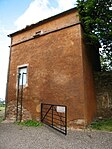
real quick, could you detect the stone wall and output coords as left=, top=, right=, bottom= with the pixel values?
left=6, top=100, right=32, bottom=121
left=94, top=71, right=112, bottom=119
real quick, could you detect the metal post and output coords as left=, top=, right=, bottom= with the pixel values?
left=65, top=106, right=67, bottom=135
left=41, top=103, right=43, bottom=122
left=16, top=73, right=21, bottom=121
left=52, top=105, right=53, bottom=127
left=20, top=73, right=24, bottom=122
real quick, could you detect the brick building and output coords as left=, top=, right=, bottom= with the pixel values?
left=6, top=8, right=100, bottom=128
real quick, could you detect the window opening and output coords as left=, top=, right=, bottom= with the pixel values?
left=18, top=66, right=27, bottom=86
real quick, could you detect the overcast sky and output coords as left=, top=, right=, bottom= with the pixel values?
left=0, top=0, right=77, bottom=99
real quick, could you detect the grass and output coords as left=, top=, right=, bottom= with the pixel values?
left=0, top=106, right=5, bottom=110
left=90, top=119, right=112, bottom=131
left=16, top=120, right=43, bottom=127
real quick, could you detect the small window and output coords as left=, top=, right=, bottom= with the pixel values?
left=18, top=66, right=27, bottom=86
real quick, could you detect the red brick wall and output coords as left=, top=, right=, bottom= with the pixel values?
left=6, top=9, right=96, bottom=127
left=81, top=28, right=97, bottom=124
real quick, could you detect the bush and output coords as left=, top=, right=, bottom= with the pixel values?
left=90, top=119, right=112, bottom=131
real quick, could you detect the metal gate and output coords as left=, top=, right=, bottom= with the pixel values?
left=41, top=103, right=67, bottom=135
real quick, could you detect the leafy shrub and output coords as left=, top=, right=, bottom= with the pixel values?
left=90, top=119, right=112, bottom=131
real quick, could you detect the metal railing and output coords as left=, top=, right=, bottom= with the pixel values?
left=41, top=103, right=67, bottom=135
left=16, top=72, right=26, bottom=122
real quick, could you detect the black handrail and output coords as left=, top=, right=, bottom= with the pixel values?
left=16, top=73, right=21, bottom=121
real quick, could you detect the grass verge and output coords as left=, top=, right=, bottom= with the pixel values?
left=0, top=106, right=5, bottom=111
left=16, top=120, right=43, bottom=127
left=90, top=119, right=112, bottom=131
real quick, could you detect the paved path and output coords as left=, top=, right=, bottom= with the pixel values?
left=0, top=123, right=112, bottom=149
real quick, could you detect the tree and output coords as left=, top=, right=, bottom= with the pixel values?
left=77, top=0, right=112, bottom=71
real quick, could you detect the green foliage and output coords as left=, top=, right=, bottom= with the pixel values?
left=77, top=0, right=112, bottom=71
left=100, top=54, right=112, bottom=71
left=17, top=120, right=43, bottom=127
left=0, top=104, right=5, bottom=107
left=90, top=119, right=112, bottom=131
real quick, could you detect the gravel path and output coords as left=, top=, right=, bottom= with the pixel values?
left=0, top=123, right=112, bottom=149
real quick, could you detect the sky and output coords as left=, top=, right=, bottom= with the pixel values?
left=0, top=0, right=77, bottom=99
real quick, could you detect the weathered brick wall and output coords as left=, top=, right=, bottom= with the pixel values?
left=82, top=47, right=96, bottom=124
left=94, top=72, right=112, bottom=119
left=6, top=9, right=97, bottom=127
left=6, top=100, right=32, bottom=121
left=7, top=24, right=85, bottom=125
left=81, top=31, right=97, bottom=124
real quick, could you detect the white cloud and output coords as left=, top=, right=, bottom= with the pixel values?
left=15, top=0, right=77, bottom=29
left=58, top=0, right=76, bottom=10
left=0, top=26, right=13, bottom=99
